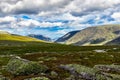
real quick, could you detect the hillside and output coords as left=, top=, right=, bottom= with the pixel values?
left=28, top=34, right=51, bottom=41
left=56, top=24, right=120, bottom=46
left=55, top=30, right=80, bottom=43
left=106, top=36, right=120, bottom=45
left=0, top=31, right=44, bottom=42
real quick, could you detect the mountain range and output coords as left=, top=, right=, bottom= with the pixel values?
left=56, top=24, right=120, bottom=46
left=1, top=24, right=120, bottom=46
left=28, top=34, right=51, bottom=41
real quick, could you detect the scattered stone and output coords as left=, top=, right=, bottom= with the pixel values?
left=113, top=48, right=117, bottom=50
left=38, top=57, right=57, bottom=61
left=84, top=57, right=89, bottom=60
left=110, top=55, right=114, bottom=58
left=94, top=50, right=106, bottom=53
left=24, top=77, right=50, bottom=80
left=50, top=71, right=58, bottom=78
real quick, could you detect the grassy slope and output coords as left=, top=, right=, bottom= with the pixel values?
left=0, top=33, right=45, bottom=42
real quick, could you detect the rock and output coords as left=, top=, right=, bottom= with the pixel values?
left=59, top=64, right=97, bottom=80
left=94, top=49, right=106, bottom=53
left=0, top=75, right=10, bottom=80
left=59, top=64, right=120, bottom=80
left=24, top=77, right=50, bottom=80
left=65, top=75, right=76, bottom=80
left=6, top=57, right=49, bottom=76
left=50, top=71, right=58, bottom=78
left=94, top=64, right=120, bottom=73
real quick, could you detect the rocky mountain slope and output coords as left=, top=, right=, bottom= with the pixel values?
left=55, top=30, right=80, bottom=43
left=28, top=34, right=51, bottom=41
left=56, top=24, right=120, bottom=46
left=106, top=36, right=120, bottom=45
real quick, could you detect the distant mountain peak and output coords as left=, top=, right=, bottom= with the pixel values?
left=28, top=34, right=51, bottom=41
left=55, top=30, right=80, bottom=43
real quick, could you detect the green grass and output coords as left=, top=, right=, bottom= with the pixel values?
left=0, top=40, right=120, bottom=54
left=0, top=40, right=120, bottom=80
left=0, top=34, right=44, bottom=42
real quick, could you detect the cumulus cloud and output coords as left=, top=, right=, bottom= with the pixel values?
left=0, top=16, right=16, bottom=23
left=17, top=19, right=64, bottom=28
left=0, top=0, right=73, bottom=15
left=111, top=12, right=120, bottom=21
left=0, top=0, right=120, bottom=39
left=0, top=0, right=120, bottom=16
left=64, top=0, right=120, bottom=16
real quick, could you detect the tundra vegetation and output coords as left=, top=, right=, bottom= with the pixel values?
left=0, top=40, right=120, bottom=80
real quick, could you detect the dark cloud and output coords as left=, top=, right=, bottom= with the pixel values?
left=0, top=0, right=73, bottom=15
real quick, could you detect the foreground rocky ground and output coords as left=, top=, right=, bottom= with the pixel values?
left=0, top=41, right=120, bottom=80
left=0, top=56, right=120, bottom=80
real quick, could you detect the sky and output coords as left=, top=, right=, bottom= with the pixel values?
left=0, top=0, right=120, bottom=39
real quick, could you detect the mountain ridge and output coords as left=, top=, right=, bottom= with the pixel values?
left=106, top=36, right=120, bottom=45
left=55, top=30, right=80, bottom=43
left=56, top=24, right=120, bottom=46
left=28, top=34, right=51, bottom=41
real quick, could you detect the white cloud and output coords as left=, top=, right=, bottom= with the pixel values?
left=18, top=19, right=40, bottom=27
left=18, top=19, right=64, bottom=27
left=46, top=13, right=80, bottom=21
left=0, top=16, right=16, bottom=23
left=0, top=0, right=120, bottom=16
left=39, top=22, right=63, bottom=27
left=64, top=0, right=120, bottom=16
left=111, top=12, right=120, bottom=21
left=0, top=0, right=73, bottom=15
left=0, top=0, right=120, bottom=39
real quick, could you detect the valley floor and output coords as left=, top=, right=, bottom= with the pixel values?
left=0, top=40, right=120, bottom=80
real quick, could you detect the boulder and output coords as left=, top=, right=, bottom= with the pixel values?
left=49, top=71, right=58, bottom=78
left=94, top=64, right=120, bottom=73
left=59, top=64, right=120, bottom=80
left=6, top=57, right=48, bottom=76
left=59, top=64, right=98, bottom=80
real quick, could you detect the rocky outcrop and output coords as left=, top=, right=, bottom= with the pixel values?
left=56, top=30, right=80, bottom=43
left=6, top=57, right=49, bottom=76
left=94, top=65, right=120, bottom=73
left=59, top=64, right=120, bottom=80
left=106, top=36, right=120, bottom=45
